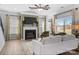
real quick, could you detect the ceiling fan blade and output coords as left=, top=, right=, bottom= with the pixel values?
left=29, top=7, right=38, bottom=9
left=43, top=8, right=48, bottom=10
left=44, top=5, right=49, bottom=7
left=42, top=7, right=50, bottom=10
left=34, top=4, right=40, bottom=7
left=42, top=5, right=50, bottom=10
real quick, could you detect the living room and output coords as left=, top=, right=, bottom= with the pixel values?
left=0, top=4, right=79, bottom=55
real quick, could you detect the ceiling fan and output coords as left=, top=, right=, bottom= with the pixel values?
left=29, top=4, right=50, bottom=10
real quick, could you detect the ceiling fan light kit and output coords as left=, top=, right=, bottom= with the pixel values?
left=29, top=4, right=50, bottom=11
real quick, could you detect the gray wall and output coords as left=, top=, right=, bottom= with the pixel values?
left=0, top=26, right=5, bottom=51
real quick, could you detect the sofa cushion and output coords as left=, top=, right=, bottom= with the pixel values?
left=63, top=35, right=75, bottom=41
left=46, top=36, right=62, bottom=44
left=39, top=35, right=75, bottom=44
left=40, top=36, right=62, bottom=44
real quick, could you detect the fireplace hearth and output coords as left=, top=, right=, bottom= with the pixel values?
left=25, top=30, right=36, bottom=40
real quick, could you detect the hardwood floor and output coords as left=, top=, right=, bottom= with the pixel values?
left=0, top=40, right=33, bottom=55
left=0, top=39, right=79, bottom=55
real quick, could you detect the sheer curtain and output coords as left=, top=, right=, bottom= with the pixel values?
left=9, top=16, right=19, bottom=39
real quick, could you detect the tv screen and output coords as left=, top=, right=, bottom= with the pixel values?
left=23, top=17, right=37, bottom=24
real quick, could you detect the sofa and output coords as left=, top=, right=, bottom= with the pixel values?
left=32, top=35, right=79, bottom=55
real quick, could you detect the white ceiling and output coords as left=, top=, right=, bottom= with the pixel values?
left=0, top=4, right=79, bottom=16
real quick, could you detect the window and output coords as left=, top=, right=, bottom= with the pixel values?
left=55, top=16, right=72, bottom=34
left=9, top=16, right=19, bottom=34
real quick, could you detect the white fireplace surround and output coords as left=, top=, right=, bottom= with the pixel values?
left=23, top=25, right=38, bottom=40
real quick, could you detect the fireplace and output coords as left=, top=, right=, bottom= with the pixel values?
left=23, top=25, right=37, bottom=40
left=25, top=30, right=36, bottom=40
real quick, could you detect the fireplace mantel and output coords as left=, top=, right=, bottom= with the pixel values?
left=23, top=25, right=38, bottom=40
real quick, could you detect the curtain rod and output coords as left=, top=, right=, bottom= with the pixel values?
left=55, top=10, right=72, bottom=16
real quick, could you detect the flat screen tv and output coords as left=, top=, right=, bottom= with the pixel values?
left=23, top=17, right=37, bottom=24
